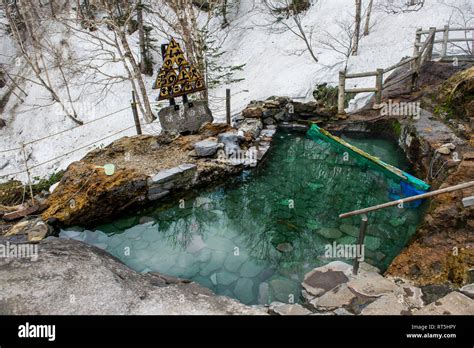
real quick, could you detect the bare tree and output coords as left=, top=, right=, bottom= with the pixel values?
left=262, top=0, right=319, bottom=63
left=3, top=0, right=83, bottom=125
left=363, top=0, right=373, bottom=36
left=351, top=0, right=362, bottom=55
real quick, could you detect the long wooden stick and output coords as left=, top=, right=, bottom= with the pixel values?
left=339, top=181, right=474, bottom=219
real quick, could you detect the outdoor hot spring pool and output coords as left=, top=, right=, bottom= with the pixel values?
left=60, top=129, right=425, bottom=305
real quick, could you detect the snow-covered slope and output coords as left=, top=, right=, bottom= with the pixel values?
left=0, top=0, right=472, bottom=182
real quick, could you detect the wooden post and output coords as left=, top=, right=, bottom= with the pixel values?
left=352, top=214, right=368, bottom=276
left=426, top=27, right=436, bottom=61
left=131, top=91, right=142, bottom=135
left=375, top=68, right=383, bottom=105
left=338, top=70, right=346, bottom=115
left=441, top=25, right=449, bottom=59
left=21, top=144, right=35, bottom=206
left=413, top=27, right=422, bottom=57
left=226, top=88, right=231, bottom=126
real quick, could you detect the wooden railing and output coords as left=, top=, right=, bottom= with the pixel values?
left=338, top=26, right=474, bottom=114
left=339, top=180, right=474, bottom=275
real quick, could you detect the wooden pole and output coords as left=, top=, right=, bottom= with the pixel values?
left=338, top=70, right=346, bottom=115
left=226, top=88, right=231, bottom=126
left=441, top=25, right=449, bottom=58
left=426, top=27, right=436, bottom=61
left=375, top=68, right=383, bottom=104
left=21, top=144, right=35, bottom=206
left=339, top=181, right=474, bottom=219
left=352, top=214, right=368, bottom=276
left=131, top=91, right=142, bottom=135
left=413, top=28, right=422, bottom=57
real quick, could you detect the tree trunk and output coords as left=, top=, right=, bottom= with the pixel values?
left=363, top=0, right=373, bottom=36
left=352, top=0, right=362, bottom=56
left=118, top=31, right=155, bottom=123
left=221, top=0, right=229, bottom=28
left=137, top=0, right=148, bottom=74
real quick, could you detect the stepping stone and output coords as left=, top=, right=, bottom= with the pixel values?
left=309, top=283, right=356, bottom=311
left=347, top=271, right=402, bottom=298
left=361, top=293, right=410, bottom=315
left=194, top=139, right=221, bottom=157
left=302, top=261, right=352, bottom=297
left=271, top=303, right=312, bottom=315
left=414, top=292, right=474, bottom=315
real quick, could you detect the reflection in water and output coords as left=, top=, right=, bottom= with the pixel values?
left=60, top=129, right=424, bottom=305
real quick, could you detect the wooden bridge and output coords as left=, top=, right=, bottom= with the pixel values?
left=338, top=26, right=474, bottom=114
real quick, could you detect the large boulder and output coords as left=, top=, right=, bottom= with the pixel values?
left=0, top=237, right=266, bottom=315
left=42, top=162, right=148, bottom=226
left=158, top=101, right=213, bottom=134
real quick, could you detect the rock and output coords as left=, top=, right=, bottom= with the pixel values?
left=139, top=216, right=155, bottom=225
left=240, top=260, right=265, bottom=278
left=5, top=219, right=32, bottom=237
left=3, top=205, right=40, bottom=222
left=361, top=293, right=410, bottom=315
left=460, top=284, right=474, bottom=299
left=27, top=221, right=49, bottom=242
left=309, top=283, right=356, bottom=311
left=42, top=162, right=148, bottom=226
left=414, top=292, right=474, bottom=315
left=258, top=282, right=269, bottom=305
left=217, top=132, right=242, bottom=155
left=148, top=164, right=197, bottom=186
left=420, top=284, right=454, bottom=305
left=242, top=106, right=263, bottom=119
left=359, top=262, right=381, bottom=274
left=364, top=236, right=381, bottom=251
left=276, top=242, right=293, bottom=253
left=193, top=139, right=221, bottom=157
left=233, top=278, right=255, bottom=304
left=339, top=224, right=360, bottom=237
left=224, top=253, right=246, bottom=273
left=333, top=308, right=354, bottom=315
left=263, top=117, right=276, bottom=125
left=317, top=227, right=342, bottom=240
left=268, top=277, right=300, bottom=303
left=0, top=238, right=266, bottom=315
left=0, top=118, right=5, bottom=128
left=158, top=101, right=213, bottom=134
left=214, top=272, right=239, bottom=286
left=347, top=271, right=401, bottom=298
left=436, top=146, right=451, bottom=155
left=271, top=303, right=312, bottom=315
left=237, top=118, right=263, bottom=140
left=302, top=267, right=349, bottom=298
left=274, top=110, right=288, bottom=122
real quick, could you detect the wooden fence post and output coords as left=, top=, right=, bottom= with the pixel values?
left=441, top=25, right=449, bottom=59
left=338, top=70, right=346, bottom=114
left=375, top=68, right=383, bottom=105
left=413, top=27, right=422, bottom=57
left=226, top=88, right=231, bottom=126
left=131, top=91, right=142, bottom=135
left=426, top=27, right=436, bottom=61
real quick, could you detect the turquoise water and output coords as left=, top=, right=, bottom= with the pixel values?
left=60, top=129, right=424, bottom=305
